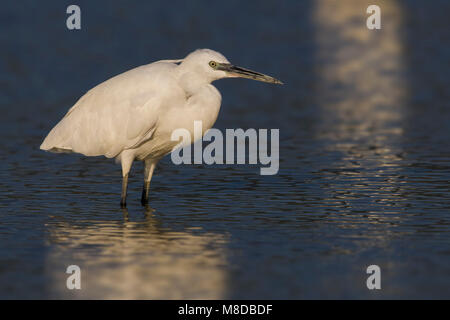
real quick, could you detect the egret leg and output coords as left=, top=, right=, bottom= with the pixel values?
left=141, top=160, right=156, bottom=206
left=120, top=173, right=129, bottom=208
left=119, top=151, right=134, bottom=208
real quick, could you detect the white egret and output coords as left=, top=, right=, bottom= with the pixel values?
left=40, top=49, right=282, bottom=207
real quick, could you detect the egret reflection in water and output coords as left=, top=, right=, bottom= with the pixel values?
left=45, top=207, right=230, bottom=299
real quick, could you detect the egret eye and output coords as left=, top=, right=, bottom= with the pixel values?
left=209, top=61, right=217, bottom=69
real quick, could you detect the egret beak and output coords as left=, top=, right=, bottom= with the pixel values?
left=218, top=63, right=283, bottom=85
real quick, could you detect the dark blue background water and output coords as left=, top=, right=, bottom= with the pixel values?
left=0, top=0, right=449, bottom=298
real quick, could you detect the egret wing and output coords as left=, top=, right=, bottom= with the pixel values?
left=40, top=62, right=181, bottom=158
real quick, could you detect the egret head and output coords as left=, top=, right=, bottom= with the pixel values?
left=180, top=49, right=283, bottom=85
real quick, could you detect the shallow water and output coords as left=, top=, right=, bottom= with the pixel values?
left=1, top=0, right=449, bottom=298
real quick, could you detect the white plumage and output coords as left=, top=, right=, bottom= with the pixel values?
left=41, top=49, right=282, bottom=207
